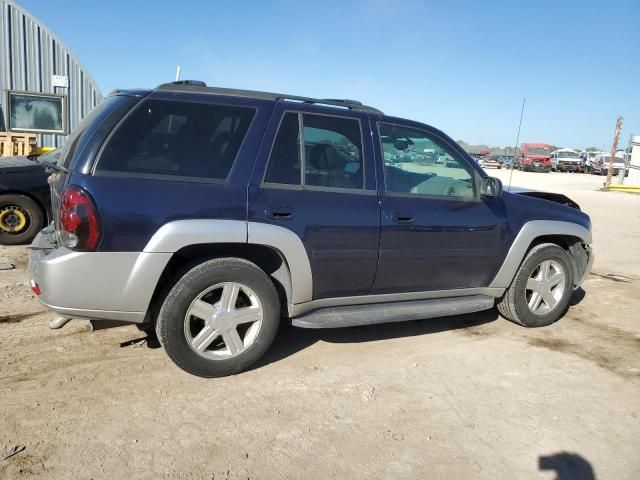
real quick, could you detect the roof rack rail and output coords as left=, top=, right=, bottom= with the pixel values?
left=155, top=82, right=383, bottom=114
left=171, top=80, right=207, bottom=87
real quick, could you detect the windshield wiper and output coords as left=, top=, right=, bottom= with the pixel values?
left=26, top=154, right=68, bottom=173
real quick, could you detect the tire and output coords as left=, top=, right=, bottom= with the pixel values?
left=156, top=257, right=280, bottom=377
left=496, top=243, right=574, bottom=328
left=0, top=194, right=44, bottom=245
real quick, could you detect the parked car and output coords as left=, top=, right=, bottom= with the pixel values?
left=500, top=155, right=516, bottom=169
left=517, top=143, right=551, bottom=172
left=28, top=81, right=593, bottom=377
left=591, top=153, right=629, bottom=176
left=0, top=149, right=58, bottom=245
left=478, top=155, right=502, bottom=169
left=551, top=149, right=582, bottom=172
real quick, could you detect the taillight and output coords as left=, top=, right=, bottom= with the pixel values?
left=59, top=186, right=101, bottom=250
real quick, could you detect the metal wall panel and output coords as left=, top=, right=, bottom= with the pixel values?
left=0, top=0, right=103, bottom=148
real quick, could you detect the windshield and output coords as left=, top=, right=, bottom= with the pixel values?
left=527, top=147, right=549, bottom=156
left=558, top=151, right=579, bottom=158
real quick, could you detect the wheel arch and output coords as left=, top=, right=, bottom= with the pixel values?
left=489, top=220, right=592, bottom=289
left=144, top=242, right=294, bottom=323
left=140, top=219, right=313, bottom=323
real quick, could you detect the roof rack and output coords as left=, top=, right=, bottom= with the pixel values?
left=156, top=81, right=383, bottom=114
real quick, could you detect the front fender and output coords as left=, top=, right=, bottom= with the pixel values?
left=489, top=220, right=592, bottom=289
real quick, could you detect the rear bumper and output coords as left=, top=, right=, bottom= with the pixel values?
left=28, top=228, right=171, bottom=323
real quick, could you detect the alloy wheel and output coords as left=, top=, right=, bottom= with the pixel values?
left=525, top=259, right=566, bottom=315
left=184, top=282, right=263, bottom=359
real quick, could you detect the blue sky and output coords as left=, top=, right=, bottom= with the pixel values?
left=18, top=0, right=640, bottom=148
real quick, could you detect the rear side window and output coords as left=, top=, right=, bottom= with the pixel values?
left=264, top=112, right=364, bottom=190
left=96, top=99, right=254, bottom=180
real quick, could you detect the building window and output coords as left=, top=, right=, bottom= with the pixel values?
left=5, top=91, right=67, bottom=134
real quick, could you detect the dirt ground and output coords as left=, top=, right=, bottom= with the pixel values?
left=1, top=170, right=639, bottom=480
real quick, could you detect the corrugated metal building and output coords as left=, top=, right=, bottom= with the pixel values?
left=0, top=0, right=102, bottom=147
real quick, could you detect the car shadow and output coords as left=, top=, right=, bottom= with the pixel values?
left=253, top=308, right=499, bottom=370
left=539, top=452, right=596, bottom=480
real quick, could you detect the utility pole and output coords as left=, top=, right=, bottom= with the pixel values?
left=606, top=116, right=623, bottom=186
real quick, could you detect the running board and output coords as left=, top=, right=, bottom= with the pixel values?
left=291, top=295, right=495, bottom=329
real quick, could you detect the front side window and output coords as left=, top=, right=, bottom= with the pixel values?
left=264, top=112, right=364, bottom=190
left=379, top=123, right=475, bottom=199
left=97, top=99, right=255, bottom=180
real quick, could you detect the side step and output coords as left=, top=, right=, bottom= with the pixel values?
left=291, top=295, right=495, bottom=329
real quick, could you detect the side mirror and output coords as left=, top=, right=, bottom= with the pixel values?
left=393, top=139, right=409, bottom=151
left=481, top=176, right=503, bottom=198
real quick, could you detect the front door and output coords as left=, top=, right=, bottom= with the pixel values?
left=249, top=105, right=380, bottom=300
left=370, top=120, right=507, bottom=294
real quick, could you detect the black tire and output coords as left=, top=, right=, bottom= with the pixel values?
left=496, top=243, right=574, bottom=328
left=0, top=194, right=44, bottom=245
left=156, top=257, right=280, bottom=377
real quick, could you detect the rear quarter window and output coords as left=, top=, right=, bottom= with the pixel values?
left=58, top=95, right=133, bottom=169
left=95, top=99, right=255, bottom=181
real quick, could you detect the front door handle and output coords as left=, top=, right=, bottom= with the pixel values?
left=266, top=206, right=293, bottom=220
left=392, top=213, right=415, bottom=224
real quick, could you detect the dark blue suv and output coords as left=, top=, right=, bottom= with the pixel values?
left=28, top=81, right=593, bottom=377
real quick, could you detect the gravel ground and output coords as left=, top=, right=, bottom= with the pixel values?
left=1, top=170, right=639, bottom=480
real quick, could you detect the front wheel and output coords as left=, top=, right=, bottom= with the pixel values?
left=496, top=243, right=574, bottom=327
left=156, top=257, right=280, bottom=377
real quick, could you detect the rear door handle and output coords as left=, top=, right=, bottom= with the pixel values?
left=265, top=206, right=293, bottom=220
left=392, top=213, right=415, bottom=224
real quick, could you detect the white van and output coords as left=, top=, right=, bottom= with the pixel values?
left=551, top=148, right=582, bottom=172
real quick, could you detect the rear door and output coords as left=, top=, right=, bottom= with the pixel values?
left=370, top=119, right=507, bottom=294
left=249, top=103, right=380, bottom=300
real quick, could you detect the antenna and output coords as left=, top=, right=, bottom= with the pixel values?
left=175, top=65, right=181, bottom=82
left=507, top=98, right=526, bottom=192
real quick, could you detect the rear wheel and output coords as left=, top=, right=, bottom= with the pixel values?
left=497, top=243, right=574, bottom=327
left=156, top=257, right=280, bottom=377
left=0, top=194, right=44, bottom=245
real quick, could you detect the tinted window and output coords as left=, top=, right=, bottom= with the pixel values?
left=97, top=99, right=254, bottom=180
left=264, top=113, right=301, bottom=185
left=303, top=114, right=363, bottom=189
left=263, top=112, right=364, bottom=190
left=59, top=96, right=125, bottom=168
left=379, top=123, right=475, bottom=199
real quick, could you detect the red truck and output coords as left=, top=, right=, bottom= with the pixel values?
left=517, top=143, right=551, bottom=172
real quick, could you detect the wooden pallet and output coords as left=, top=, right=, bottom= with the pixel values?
left=0, top=132, right=38, bottom=157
